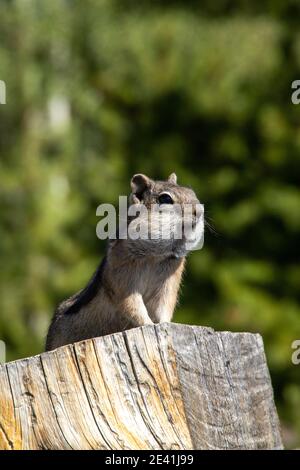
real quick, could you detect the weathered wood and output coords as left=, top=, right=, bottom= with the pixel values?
left=0, top=323, right=282, bottom=450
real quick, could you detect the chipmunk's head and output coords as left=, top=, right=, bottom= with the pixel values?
left=128, top=173, right=204, bottom=258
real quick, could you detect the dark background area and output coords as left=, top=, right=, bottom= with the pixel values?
left=0, top=0, right=300, bottom=447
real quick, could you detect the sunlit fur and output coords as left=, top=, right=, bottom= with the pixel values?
left=46, top=173, right=204, bottom=351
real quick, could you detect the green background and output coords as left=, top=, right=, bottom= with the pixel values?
left=0, top=0, right=300, bottom=447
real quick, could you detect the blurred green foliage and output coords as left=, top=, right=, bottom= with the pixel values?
left=0, top=0, right=300, bottom=447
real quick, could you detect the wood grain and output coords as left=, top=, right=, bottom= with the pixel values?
left=0, top=324, right=283, bottom=450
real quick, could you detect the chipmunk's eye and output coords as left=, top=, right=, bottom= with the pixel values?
left=158, top=193, right=174, bottom=205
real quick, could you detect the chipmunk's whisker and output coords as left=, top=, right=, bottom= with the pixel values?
left=204, top=217, right=219, bottom=236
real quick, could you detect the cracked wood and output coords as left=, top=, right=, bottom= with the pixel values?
left=0, top=323, right=283, bottom=450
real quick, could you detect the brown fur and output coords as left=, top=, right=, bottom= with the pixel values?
left=45, top=173, right=202, bottom=351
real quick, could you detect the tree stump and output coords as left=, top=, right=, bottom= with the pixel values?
left=0, top=323, right=282, bottom=450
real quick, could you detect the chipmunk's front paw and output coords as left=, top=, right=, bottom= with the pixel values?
left=143, top=318, right=154, bottom=325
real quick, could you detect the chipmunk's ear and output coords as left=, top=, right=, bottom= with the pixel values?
left=130, top=174, right=153, bottom=202
left=167, top=173, right=177, bottom=184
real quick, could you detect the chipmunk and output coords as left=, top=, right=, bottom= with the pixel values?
left=45, top=173, right=204, bottom=351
